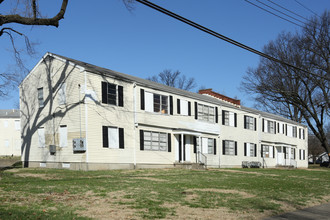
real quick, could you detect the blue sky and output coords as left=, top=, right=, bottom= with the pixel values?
left=0, top=0, right=329, bottom=109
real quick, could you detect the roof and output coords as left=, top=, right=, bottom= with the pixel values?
left=30, top=52, right=306, bottom=127
left=0, top=109, right=20, bottom=118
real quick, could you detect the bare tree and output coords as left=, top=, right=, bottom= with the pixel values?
left=241, top=11, right=330, bottom=159
left=148, top=69, right=197, bottom=91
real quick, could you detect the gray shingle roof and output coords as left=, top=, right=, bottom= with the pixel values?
left=0, top=109, right=20, bottom=118
left=50, top=53, right=305, bottom=127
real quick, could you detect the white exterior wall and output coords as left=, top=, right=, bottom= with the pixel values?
left=20, top=54, right=308, bottom=170
left=0, top=117, right=21, bottom=156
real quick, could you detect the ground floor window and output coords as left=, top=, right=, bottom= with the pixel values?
left=261, top=145, right=274, bottom=158
left=223, top=140, right=237, bottom=155
left=244, top=143, right=256, bottom=157
left=140, top=130, right=171, bottom=152
left=102, top=126, right=124, bottom=149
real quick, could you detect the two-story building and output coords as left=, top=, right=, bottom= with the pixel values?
left=0, top=109, right=21, bottom=156
left=19, top=53, right=308, bottom=170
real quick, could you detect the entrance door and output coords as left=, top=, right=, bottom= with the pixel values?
left=277, top=147, right=283, bottom=165
left=175, top=134, right=191, bottom=162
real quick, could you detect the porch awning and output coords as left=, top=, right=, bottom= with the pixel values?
left=172, top=129, right=202, bottom=136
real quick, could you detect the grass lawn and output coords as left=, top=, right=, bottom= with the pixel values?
left=0, top=167, right=329, bottom=219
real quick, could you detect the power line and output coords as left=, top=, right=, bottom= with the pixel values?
left=294, top=0, right=320, bottom=18
left=266, top=0, right=310, bottom=22
left=136, top=0, right=327, bottom=80
left=244, top=0, right=304, bottom=28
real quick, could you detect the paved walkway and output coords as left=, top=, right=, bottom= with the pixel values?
left=264, top=202, right=330, bottom=220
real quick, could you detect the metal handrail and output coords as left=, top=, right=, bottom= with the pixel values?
left=197, top=151, right=207, bottom=167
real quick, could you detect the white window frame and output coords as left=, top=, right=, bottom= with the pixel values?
left=180, top=99, right=188, bottom=116
left=262, top=145, right=273, bottom=158
left=38, top=127, right=45, bottom=148
left=246, top=143, right=255, bottom=157
left=59, top=125, right=68, bottom=147
left=245, top=116, right=255, bottom=130
left=108, top=127, right=119, bottom=149
left=58, top=83, right=66, bottom=105
left=198, top=104, right=215, bottom=123
left=38, top=88, right=44, bottom=108
left=143, top=131, right=167, bottom=151
left=224, top=140, right=235, bottom=155
left=224, top=111, right=235, bottom=127
left=145, top=92, right=168, bottom=114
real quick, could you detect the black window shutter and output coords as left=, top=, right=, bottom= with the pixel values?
left=254, top=118, right=257, bottom=131
left=222, top=140, right=226, bottom=155
left=274, top=121, right=277, bottom=134
left=273, top=146, right=275, bottom=158
left=277, top=123, right=280, bottom=133
left=244, top=116, right=247, bottom=129
left=234, top=113, right=237, bottom=127
left=222, top=110, right=225, bottom=125
left=254, top=144, right=257, bottom=157
left=294, top=148, right=296, bottom=159
left=299, top=150, right=301, bottom=160
left=303, top=150, right=305, bottom=160
left=193, top=137, right=197, bottom=153
left=285, top=124, right=288, bottom=136
left=119, top=128, right=124, bottom=149
left=215, top=107, right=218, bottom=123
left=188, top=101, right=191, bottom=116
left=168, top=133, right=171, bottom=152
left=284, top=147, right=286, bottom=159
left=169, top=96, right=173, bottom=115
left=299, top=129, right=301, bottom=139
left=102, top=126, right=108, bottom=148
left=140, top=130, right=144, bottom=150
left=235, top=141, right=237, bottom=155
left=194, top=102, right=198, bottom=119
left=101, top=82, right=107, bottom=104
left=118, top=85, right=124, bottom=107
left=282, top=124, right=285, bottom=134
left=244, top=143, right=247, bottom=156
left=140, top=89, right=145, bottom=110
left=262, top=119, right=264, bottom=132
left=214, top=139, right=216, bottom=155
left=177, top=99, right=181, bottom=114
left=261, top=145, right=263, bottom=157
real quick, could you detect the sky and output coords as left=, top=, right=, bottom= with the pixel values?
left=0, top=0, right=329, bottom=109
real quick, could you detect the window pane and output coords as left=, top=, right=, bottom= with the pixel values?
left=208, top=138, right=213, bottom=154
left=152, top=132, right=159, bottom=141
left=107, top=83, right=116, bottom=105
left=144, top=131, right=151, bottom=140
left=154, top=94, right=160, bottom=113
left=144, top=141, right=151, bottom=150
left=161, top=96, right=168, bottom=114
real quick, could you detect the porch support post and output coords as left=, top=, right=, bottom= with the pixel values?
left=181, top=133, right=184, bottom=163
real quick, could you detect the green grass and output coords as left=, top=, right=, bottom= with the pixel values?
left=0, top=167, right=329, bottom=219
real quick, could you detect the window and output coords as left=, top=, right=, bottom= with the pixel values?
left=177, top=99, right=191, bottom=116
left=4, top=120, right=8, bottom=128
left=141, top=130, right=168, bottom=151
left=299, top=128, right=305, bottom=139
left=299, top=149, right=305, bottom=160
left=38, top=88, right=44, bottom=107
left=287, top=125, right=297, bottom=137
left=198, top=137, right=216, bottom=154
left=222, top=110, right=237, bottom=127
left=4, top=140, right=9, bottom=147
left=14, top=120, right=20, bottom=130
left=144, top=91, right=168, bottom=114
left=222, top=140, right=237, bottom=155
left=197, top=104, right=215, bottom=123
left=58, top=83, right=66, bottom=105
left=244, top=143, right=256, bottom=157
left=101, top=82, right=124, bottom=107
left=278, top=122, right=284, bottom=134
left=261, top=145, right=274, bottom=158
left=244, top=116, right=256, bottom=130
left=293, top=126, right=297, bottom=138
left=59, top=125, right=67, bottom=147
left=102, top=126, right=124, bottom=149
left=38, top=127, right=45, bottom=148
left=263, top=119, right=276, bottom=134
left=291, top=148, right=296, bottom=159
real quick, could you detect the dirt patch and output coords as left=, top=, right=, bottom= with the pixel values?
left=132, top=177, right=167, bottom=182
left=14, top=173, right=60, bottom=180
left=215, top=169, right=279, bottom=177
left=163, top=202, right=271, bottom=220
left=186, top=188, right=256, bottom=199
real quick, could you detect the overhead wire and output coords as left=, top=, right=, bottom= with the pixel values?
left=294, top=0, right=321, bottom=18
left=266, top=0, right=311, bottom=22
left=136, top=0, right=328, bottom=80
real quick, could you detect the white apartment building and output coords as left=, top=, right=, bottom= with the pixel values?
left=19, top=53, right=308, bottom=170
left=0, top=109, right=21, bottom=156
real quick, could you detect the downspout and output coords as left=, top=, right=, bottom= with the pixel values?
left=82, top=69, right=89, bottom=167
left=258, top=114, right=262, bottom=168
left=133, top=82, right=137, bottom=169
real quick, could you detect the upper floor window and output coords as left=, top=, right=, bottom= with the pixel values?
left=101, top=82, right=124, bottom=107
left=299, top=128, right=305, bottom=139
left=38, top=88, right=44, bottom=108
left=177, top=99, right=191, bottom=116
left=244, top=116, right=256, bottom=130
left=222, top=110, right=237, bottom=127
left=287, top=125, right=297, bottom=138
left=14, top=120, right=20, bottom=131
left=262, top=119, right=276, bottom=134
left=58, top=83, right=66, bottom=105
left=198, top=104, right=215, bottom=123
left=277, top=122, right=284, bottom=134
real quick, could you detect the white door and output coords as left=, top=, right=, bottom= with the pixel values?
left=277, top=147, right=283, bottom=165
